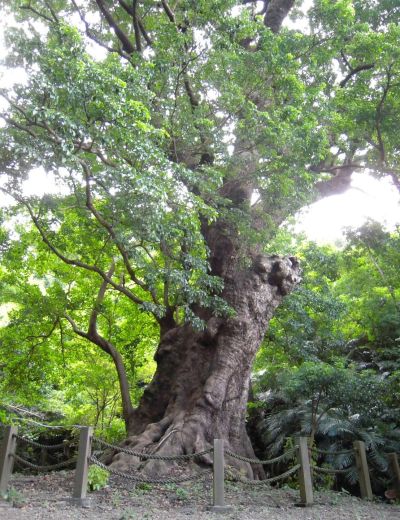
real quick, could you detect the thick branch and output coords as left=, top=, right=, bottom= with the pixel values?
left=161, top=0, right=175, bottom=23
left=310, top=162, right=363, bottom=174
left=2, top=117, right=38, bottom=139
left=88, top=262, right=116, bottom=338
left=379, top=169, right=400, bottom=192
left=95, top=0, right=135, bottom=54
left=72, top=0, right=130, bottom=59
left=82, top=161, right=158, bottom=303
left=17, top=196, right=145, bottom=305
left=132, top=1, right=142, bottom=52
left=20, top=3, right=54, bottom=24
left=184, top=78, right=200, bottom=109
left=315, top=165, right=354, bottom=198
left=339, top=63, right=375, bottom=88
left=43, top=1, right=59, bottom=23
left=118, top=0, right=133, bottom=15
left=138, top=20, right=153, bottom=46
left=118, top=1, right=153, bottom=46
left=375, top=69, right=392, bottom=166
left=264, top=0, right=295, bottom=33
left=65, top=309, right=135, bottom=430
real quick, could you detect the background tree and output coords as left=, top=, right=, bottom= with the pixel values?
left=0, top=0, right=399, bottom=476
left=250, top=225, right=400, bottom=490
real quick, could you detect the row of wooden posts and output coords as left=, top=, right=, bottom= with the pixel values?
left=1, top=425, right=400, bottom=510
left=0, top=426, right=93, bottom=506
left=211, top=437, right=400, bottom=511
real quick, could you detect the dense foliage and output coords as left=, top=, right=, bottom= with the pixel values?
left=251, top=224, right=400, bottom=491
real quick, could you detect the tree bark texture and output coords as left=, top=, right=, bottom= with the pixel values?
left=112, top=254, right=300, bottom=477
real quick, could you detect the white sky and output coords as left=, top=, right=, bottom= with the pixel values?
left=295, top=172, right=400, bottom=244
left=0, top=5, right=399, bottom=245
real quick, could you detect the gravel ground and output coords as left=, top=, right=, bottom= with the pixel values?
left=0, top=470, right=399, bottom=520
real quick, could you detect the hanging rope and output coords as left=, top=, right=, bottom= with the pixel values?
left=12, top=453, right=76, bottom=471
left=234, top=464, right=301, bottom=485
left=311, top=465, right=350, bottom=475
left=93, top=437, right=213, bottom=461
left=89, top=453, right=211, bottom=484
left=224, top=445, right=298, bottom=465
left=13, top=434, right=68, bottom=451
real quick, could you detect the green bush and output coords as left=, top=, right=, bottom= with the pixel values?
left=87, top=465, right=109, bottom=491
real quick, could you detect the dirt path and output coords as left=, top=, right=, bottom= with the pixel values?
left=0, top=471, right=399, bottom=520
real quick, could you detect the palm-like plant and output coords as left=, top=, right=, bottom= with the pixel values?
left=252, top=364, right=400, bottom=491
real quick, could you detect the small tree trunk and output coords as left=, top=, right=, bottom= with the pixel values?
left=115, top=254, right=300, bottom=477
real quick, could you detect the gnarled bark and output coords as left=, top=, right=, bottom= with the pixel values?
left=112, top=254, right=300, bottom=477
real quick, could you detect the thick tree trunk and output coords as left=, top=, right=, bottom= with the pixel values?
left=112, top=254, right=300, bottom=477
left=108, top=1, right=301, bottom=474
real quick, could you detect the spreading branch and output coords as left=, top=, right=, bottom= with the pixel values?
left=81, top=160, right=159, bottom=304
left=339, top=64, right=375, bottom=88
left=118, top=0, right=153, bottom=46
left=132, top=1, right=142, bottom=52
left=95, top=0, right=135, bottom=54
left=64, top=280, right=135, bottom=429
left=10, top=193, right=146, bottom=306
left=161, top=0, right=176, bottom=23
left=43, top=1, right=59, bottom=22
left=88, top=262, right=116, bottom=339
left=315, top=164, right=354, bottom=198
left=20, top=3, right=54, bottom=24
left=339, top=53, right=375, bottom=88
left=64, top=266, right=137, bottom=423
left=1, top=91, right=120, bottom=167
left=264, top=0, right=295, bottom=33
left=375, top=68, right=392, bottom=166
left=71, top=0, right=131, bottom=59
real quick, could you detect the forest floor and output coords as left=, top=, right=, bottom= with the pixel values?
left=0, top=470, right=399, bottom=520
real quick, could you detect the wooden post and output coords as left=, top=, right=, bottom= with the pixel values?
left=70, top=426, right=93, bottom=507
left=207, top=439, right=232, bottom=513
left=40, top=447, right=47, bottom=466
left=353, top=440, right=373, bottom=500
left=0, top=426, right=18, bottom=498
left=388, top=452, right=400, bottom=498
left=297, top=437, right=313, bottom=506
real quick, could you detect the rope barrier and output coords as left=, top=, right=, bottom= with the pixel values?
left=12, top=453, right=77, bottom=471
left=1, top=418, right=85, bottom=431
left=14, top=434, right=69, bottom=451
left=234, top=464, right=301, bottom=485
left=17, top=418, right=85, bottom=430
left=310, top=447, right=353, bottom=456
left=224, top=445, right=298, bottom=465
left=89, top=453, right=211, bottom=484
left=93, top=437, right=213, bottom=461
left=311, top=465, right=350, bottom=475
left=16, top=418, right=66, bottom=430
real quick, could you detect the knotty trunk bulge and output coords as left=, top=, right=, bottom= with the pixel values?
left=112, top=250, right=300, bottom=478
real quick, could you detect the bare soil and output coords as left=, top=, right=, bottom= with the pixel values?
left=0, top=471, right=399, bottom=520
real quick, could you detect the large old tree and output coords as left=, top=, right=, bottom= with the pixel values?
left=0, top=0, right=399, bottom=476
